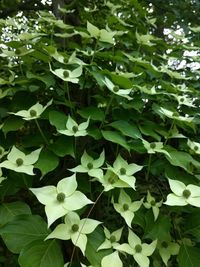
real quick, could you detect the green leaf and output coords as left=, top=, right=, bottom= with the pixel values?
left=166, top=151, right=200, bottom=174
left=49, top=110, right=68, bottom=130
left=0, top=215, right=50, bottom=253
left=178, top=245, right=200, bottom=267
left=101, top=130, right=130, bottom=151
left=35, top=149, right=59, bottom=177
left=49, top=136, right=74, bottom=157
left=18, top=239, right=64, bottom=267
left=86, top=227, right=112, bottom=267
left=109, top=120, right=142, bottom=139
left=2, top=117, right=24, bottom=135
left=184, top=210, right=200, bottom=241
left=78, top=107, right=104, bottom=121
left=145, top=216, right=171, bottom=240
left=0, top=202, right=31, bottom=227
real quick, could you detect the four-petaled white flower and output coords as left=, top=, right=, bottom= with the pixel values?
left=143, top=191, right=162, bottom=221
left=107, top=154, right=143, bottom=190
left=50, top=64, right=82, bottom=83
left=58, top=115, right=89, bottom=137
left=103, top=77, right=132, bottom=99
left=113, top=189, right=143, bottom=227
left=9, top=99, right=52, bottom=120
left=157, top=239, right=179, bottom=266
left=70, top=150, right=104, bottom=179
left=142, top=140, right=170, bottom=156
left=30, top=174, right=93, bottom=227
left=187, top=139, right=200, bottom=154
left=164, top=179, right=200, bottom=207
left=97, top=226, right=123, bottom=251
left=46, top=211, right=101, bottom=254
left=116, top=230, right=157, bottom=267
left=0, top=146, right=42, bottom=175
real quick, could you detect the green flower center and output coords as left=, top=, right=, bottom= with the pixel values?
left=150, top=142, right=156, bottom=149
left=16, top=158, right=24, bottom=166
left=194, top=145, right=199, bottom=151
left=150, top=200, right=156, bottom=206
left=72, top=126, right=78, bottom=133
left=135, top=244, right=142, bottom=253
left=172, top=112, right=179, bottom=117
left=108, top=173, right=118, bottom=184
left=113, top=86, right=119, bottom=92
left=87, top=163, right=93, bottom=170
left=29, top=109, right=37, bottom=117
left=110, top=235, right=116, bottom=243
left=71, top=224, right=79, bottom=232
left=120, top=168, right=126, bottom=175
left=63, top=70, right=69, bottom=78
left=179, top=97, right=184, bottom=102
left=161, top=241, right=168, bottom=248
left=182, top=189, right=191, bottom=199
left=123, top=203, right=129, bottom=211
left=56, top=192, right=66, bottom=202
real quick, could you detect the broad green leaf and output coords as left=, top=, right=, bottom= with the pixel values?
left=78, top=107, right=104, bottom=121
left=178, top=245, right=200, bottom=267
left=145, top=216, right=171, bottom=240
left=18, top=239, right=64, bottom=267
left=101, top=130, right=130, bottom=151
left=49, top=110, right=68, bottom=130
left=2, top=117, right=24, bottom=135
left=0, top=202, right=31, bottom=227
left=35, top=149, right=59, bottom=177
left=0, top=215, right=50, bottom=253
left=184, top=210, right=200, bottom=241
left=110, top=120, right=142, bottom=139
left=49, top=136, right=74, bottom=157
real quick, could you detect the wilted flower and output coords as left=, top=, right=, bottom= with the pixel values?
left=30, top=174, right=93, bottom=227
left=46, top=211, right=101, bottom=254
left=0, top=146, right=42, bottom=175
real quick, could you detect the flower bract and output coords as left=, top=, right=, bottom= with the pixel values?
left=103, top=77, right=132, bottom=99
left=143, top=191, right=162, bottom=221
left=97, top=226, right=123, bottom=250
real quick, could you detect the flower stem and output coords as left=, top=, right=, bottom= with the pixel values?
left=145, top=154, right=152, bottom=181
left=100, top=95, right=114, bottom=129
left=69, top=190, right=104, bottom=267
left=35, top=119, right=49, bottom=145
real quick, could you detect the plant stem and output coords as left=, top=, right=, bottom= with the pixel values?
left=69, top=190, right=104, bottom=267
left=65, top=81, right=74, bottom=117
left=145, top=154, right=152, bottom=181
left=35, top=119, right=49, bottom=145
left=164, top=120, right=175, bottom=145
left=99, top=95, right=114, bottom=129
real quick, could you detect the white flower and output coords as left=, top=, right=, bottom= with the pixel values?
left=0, top=146, right=42, bottom=175
left=46, top=211, right=101, bottom=254
left=30, top=174, right=93, bottom=227
left=142, top=140, right=170, bottom=156
left=50, top=65, right=82, bottom=83
left=187, top=139, right=200, bottom=154
left=116, top=230, right=157, bottom=267
left=87, top=21, right=115, bottom=44
left=107, top=154, right=143, bottom=190
left=113, top=190, right=143, bottom=227
left=9, top=99, right=52, bottom=120
left=97, top=227, right=123, bottom=250
left=143, top=191, right=162, bottom=221
left=58, top=115, right=89, bottom=137
left=164, top=179, right=200, bottom=207
left=69, top=150, right=104, bottom=179
left=103, top=77, right=132, bottom=99
left=157, top=239, right=179, bottom=266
